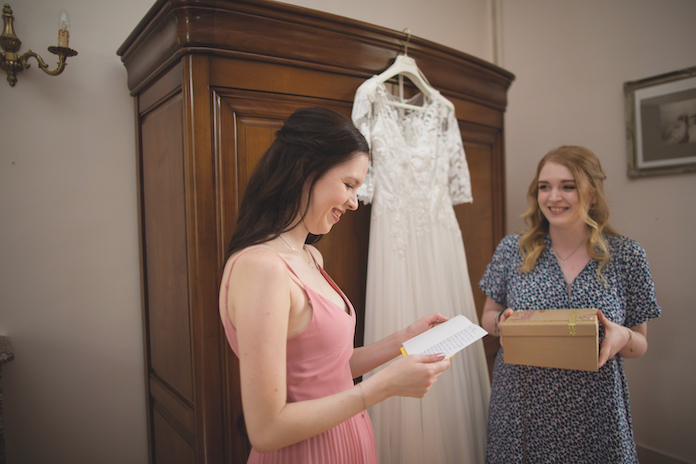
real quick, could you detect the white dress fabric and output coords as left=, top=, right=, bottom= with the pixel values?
left=352, top=76, right=490, bottom=464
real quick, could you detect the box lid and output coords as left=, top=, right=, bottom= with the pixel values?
left=501, top=309, right=598, bottom=337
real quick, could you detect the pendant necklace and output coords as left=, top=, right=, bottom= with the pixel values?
left=279, top=234, right=315, bottom=269
left=552, top=235, right=587, bottom=264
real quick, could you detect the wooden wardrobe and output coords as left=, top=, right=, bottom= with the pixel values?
left=118, top=1, right=514, bottom=462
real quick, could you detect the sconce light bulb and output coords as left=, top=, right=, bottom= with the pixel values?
left=59, top=10, right=70, bottom=31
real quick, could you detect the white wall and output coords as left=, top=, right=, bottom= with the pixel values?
left=0, top=1, right=153, bottom=463
left=1, top=0, right=693, bottom=463
left=499, top=1, right=696, bottom=462
left=276, top=0, right=493, bottom=62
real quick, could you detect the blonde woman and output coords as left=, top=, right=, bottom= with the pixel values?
left=479, top=146, right=660, bottom=463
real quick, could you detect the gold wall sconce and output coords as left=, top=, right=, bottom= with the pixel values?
left=0, top=4, right=78, bottom=87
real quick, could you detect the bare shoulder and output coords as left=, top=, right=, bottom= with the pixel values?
left=223, top=246, right=294, bottom=326
left=227, top=246, right=289, bottom=285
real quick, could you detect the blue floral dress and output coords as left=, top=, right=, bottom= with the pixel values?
left=479, top=234, right=661, bottom=464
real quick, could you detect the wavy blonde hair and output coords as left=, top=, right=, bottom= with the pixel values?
left=518, top=146, right=619, bottom=279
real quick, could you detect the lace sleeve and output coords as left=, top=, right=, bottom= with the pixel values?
left=443, top=102, right=473, bottom=205
left=351, top=79, right=376, bottom=204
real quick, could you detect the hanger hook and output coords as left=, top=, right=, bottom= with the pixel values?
left=401, top=28, right=411, bottom=56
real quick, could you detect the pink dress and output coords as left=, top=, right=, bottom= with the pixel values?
left=221, top=247, right=378, bottom=464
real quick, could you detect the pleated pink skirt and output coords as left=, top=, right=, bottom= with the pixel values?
left=247, top=412, right=377, bottom=464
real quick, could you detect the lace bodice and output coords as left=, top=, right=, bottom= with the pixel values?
left=352, top=77, right=473, bottom=253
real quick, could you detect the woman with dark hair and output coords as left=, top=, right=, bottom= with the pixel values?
left=219, top=107, right=451, bottom=463
left=479, top=146, right=661, bottom=463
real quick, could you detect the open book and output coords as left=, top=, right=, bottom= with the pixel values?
left=400, top=315, right=487, bottom=359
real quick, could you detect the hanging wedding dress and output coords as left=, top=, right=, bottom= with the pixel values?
left=352, top=75, right=490, bottom=464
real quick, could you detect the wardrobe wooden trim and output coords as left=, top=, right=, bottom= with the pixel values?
left=118, top=0, right=513, bottom=114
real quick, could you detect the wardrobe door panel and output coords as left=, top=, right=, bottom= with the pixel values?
left=455, top=123, right=505, bottom=375
left=456, top=141, right=494, bottom=315
left=153, top=408, right=196, bottom=464
left=235, top=117, right=282, bottom=201
left=141, top=94, right=194, bottom=402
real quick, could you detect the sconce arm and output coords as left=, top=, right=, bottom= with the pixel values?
left=18, top=49, right=50, bottom=72
left=19, top=46, right=76, bottom=77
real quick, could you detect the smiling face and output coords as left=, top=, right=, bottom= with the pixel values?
left=300, top=151, right=369, bottom=235
left=537, top=161, right=593, bottom=232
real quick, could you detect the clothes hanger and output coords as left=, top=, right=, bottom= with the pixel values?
left=374, top=29, right=453, bottom=111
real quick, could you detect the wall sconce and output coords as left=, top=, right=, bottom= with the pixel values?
left=0, top=4, right=78, bottom=87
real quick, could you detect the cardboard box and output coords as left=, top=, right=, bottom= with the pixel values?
left=500, top=309, right=598, bottom=372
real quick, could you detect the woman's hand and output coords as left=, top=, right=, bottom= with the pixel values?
left=375, top=353, right=451, bottom=399
left=350, top=313, right=448, bottom=379
left=495, top=308, right=514, bottom=348
left=401, top=312, right=449, bottom=343
left=597, top=309, right=634, bottom=368
left=481, top=297, right=514, bottom=348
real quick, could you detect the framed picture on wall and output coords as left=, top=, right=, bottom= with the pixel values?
left=624, top=66, right=696, bottom=178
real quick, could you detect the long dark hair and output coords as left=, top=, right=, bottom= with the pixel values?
left=225, top=107, right=369, bottom=261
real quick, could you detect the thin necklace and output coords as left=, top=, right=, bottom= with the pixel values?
left=279, top=234, right=315, bottom=269
left=552, top=235, right=587, bottom=264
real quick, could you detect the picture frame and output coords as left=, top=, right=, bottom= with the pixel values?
left=624, top=66, right=696, bottom=178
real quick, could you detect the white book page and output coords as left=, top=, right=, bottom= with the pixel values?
left=401, top=315, right=488, bottom=359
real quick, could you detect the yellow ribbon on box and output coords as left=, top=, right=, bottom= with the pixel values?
left=568, top=308, right=578, bottom=336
